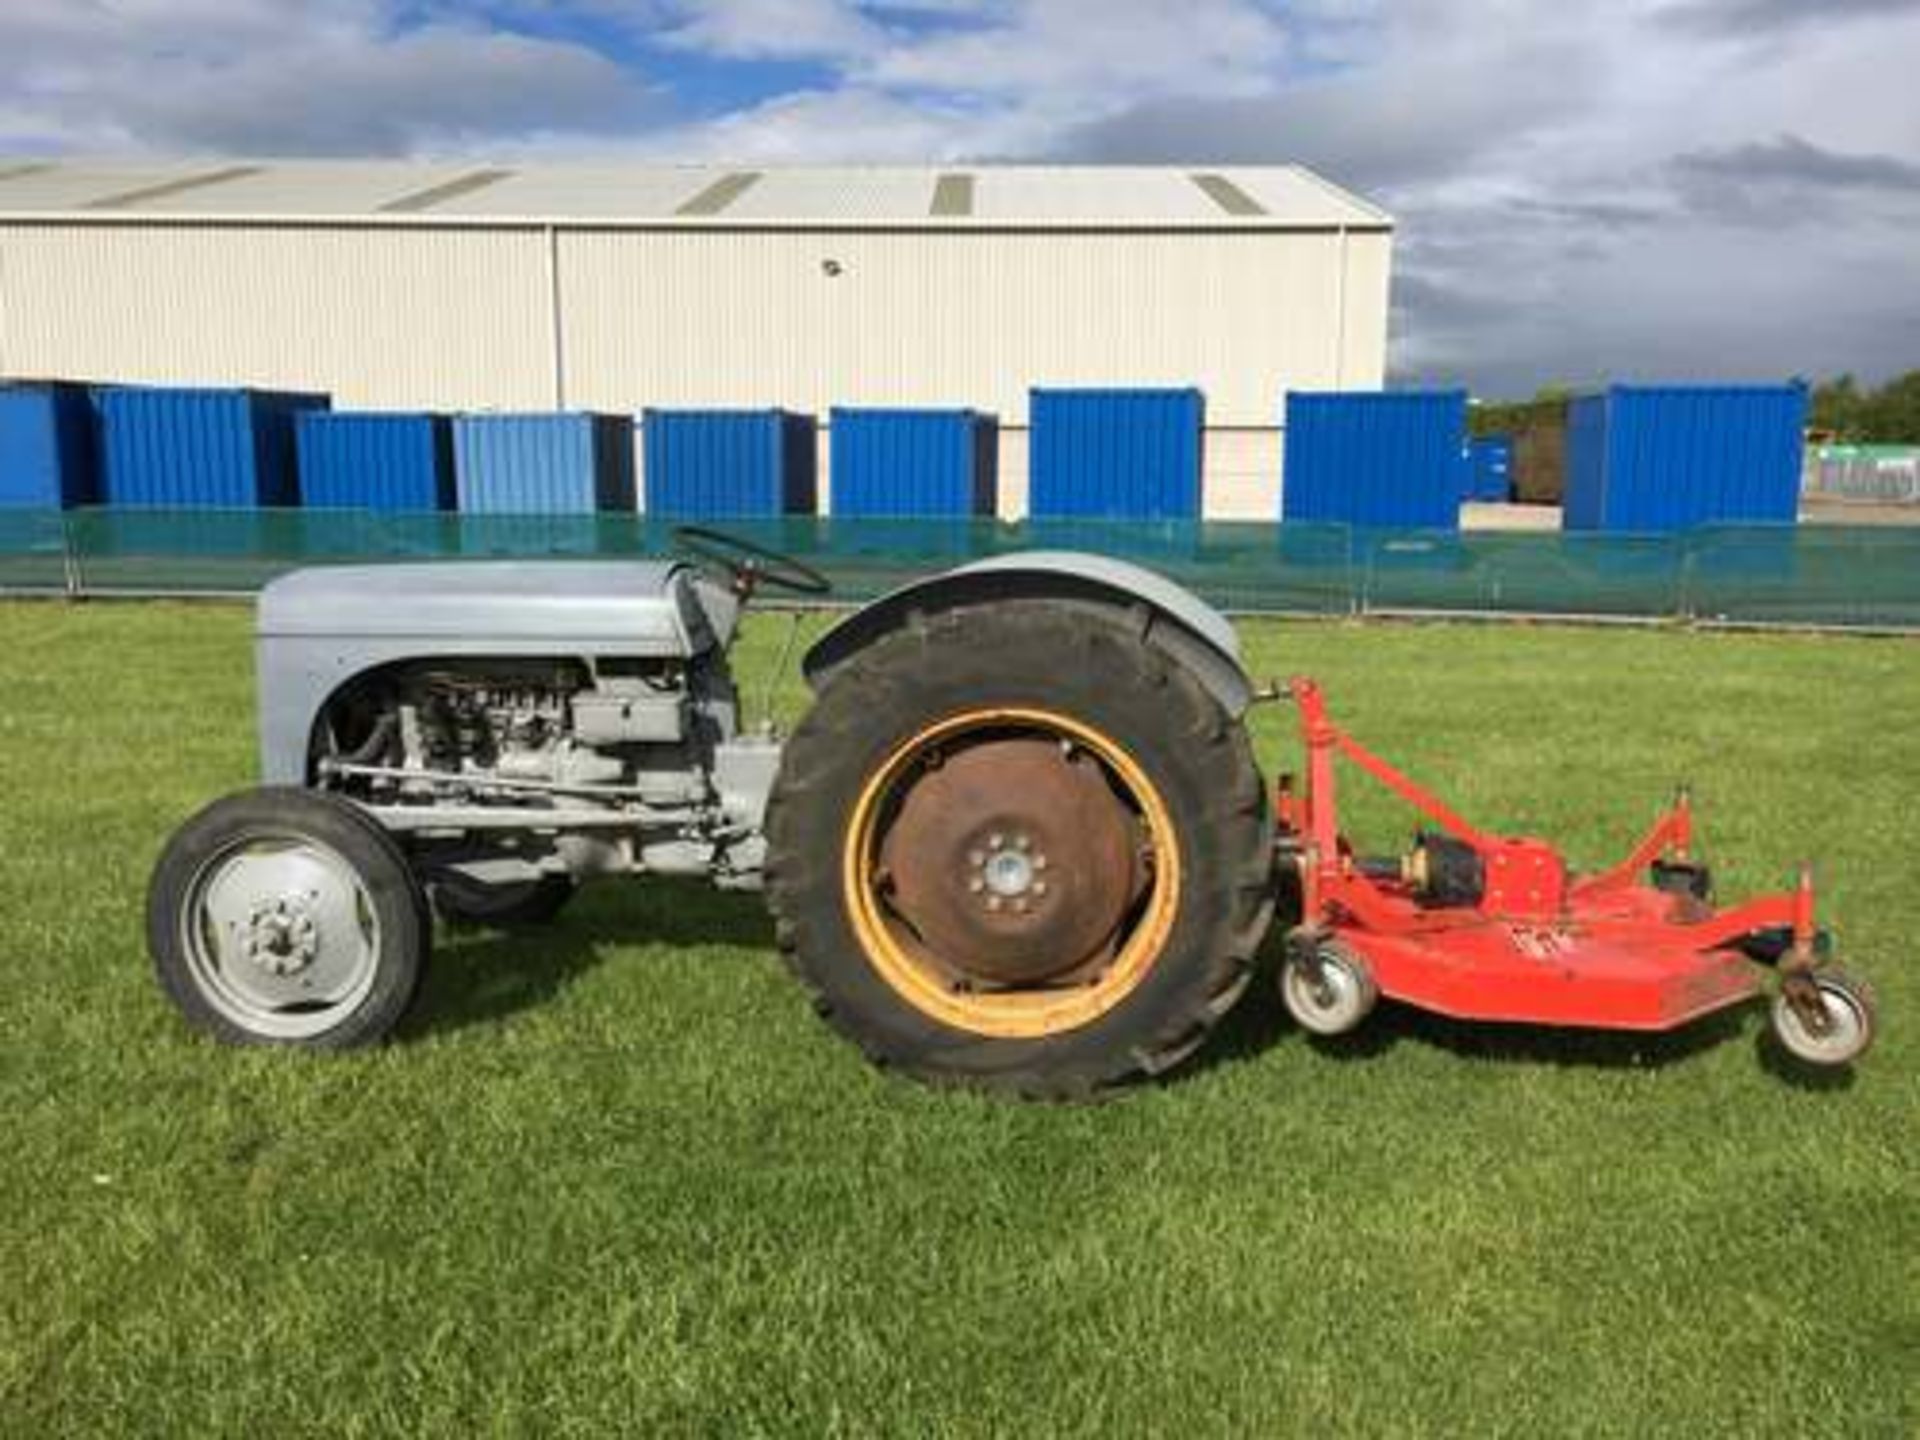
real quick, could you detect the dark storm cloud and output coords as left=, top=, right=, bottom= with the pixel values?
left=1673, top=133, right=1920, bottom=193
left=1661, top=0, right=1920, bottom=34
left=1059, top=44, right=1596, bottom=194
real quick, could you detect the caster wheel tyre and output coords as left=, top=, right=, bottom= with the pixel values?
left=147, top=787, right=429, bottom=1048
left=1769, top=970, right=1875, bottom=1068
left=1280, top=940, right=1378, bottom=1037
left=433, top=874, right=576, bottom=929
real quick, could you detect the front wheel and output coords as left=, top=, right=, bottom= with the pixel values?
left=765, top=600, right=1273, bottom=1098
left=147, top=787, right=429, bottom=1048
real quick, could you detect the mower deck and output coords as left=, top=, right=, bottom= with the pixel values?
left=1272, top=677, right=1875, bottom=1066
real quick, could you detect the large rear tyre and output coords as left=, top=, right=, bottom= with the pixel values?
left=147, top=787, right=429, bottom=1048
left=765, top=600, right=1272, bottom=1098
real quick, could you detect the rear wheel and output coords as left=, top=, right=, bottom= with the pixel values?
left=766, top=601, right=1272, bottom=1097
left=147, top=787, right=428, bottom=1048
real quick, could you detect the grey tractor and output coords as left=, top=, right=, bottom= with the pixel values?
left=148, top=529, right=1273, bottom=1095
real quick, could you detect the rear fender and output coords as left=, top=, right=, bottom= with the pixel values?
left=802, top=551, right=1254, bottom=716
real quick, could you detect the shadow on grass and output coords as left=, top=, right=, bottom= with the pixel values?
left=401, top=878, right=774, bottom=1041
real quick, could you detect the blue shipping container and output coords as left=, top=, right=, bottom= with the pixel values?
left=1284, top=390, right=1467, bottom=528
left=1467, top=435, right=1513, bottom=502
left=453, top=413, right=636, bottom=514
left=829, top=408, right=995, bottom=517
left=296, top=411, right=454, bottom=511
left=1028, top=388, right=1203, bottom=520
left=1564, top=384, right=1808, bottom=533
left=643, top=409, right=817, bottom=518
left=94, top=387, right=326, bottom=508
left=0, top=381, right=96, bottom=508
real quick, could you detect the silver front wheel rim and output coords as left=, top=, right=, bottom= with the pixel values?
left=181, top=832, right=383, bottom=1040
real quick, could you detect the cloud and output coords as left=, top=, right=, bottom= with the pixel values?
left=655, top=0, right=885, bottom=61
left=0, top=2, right=655, bottom=155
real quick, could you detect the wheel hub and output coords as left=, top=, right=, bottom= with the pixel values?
left=877, top=735, right=1145, bottom=986
left=244, top=894, right=320, bottom=976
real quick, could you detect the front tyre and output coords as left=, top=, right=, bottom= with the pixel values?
left=765, top=601, right=1272, bottom=1098
left=147, top=787, right=429, bottom=1048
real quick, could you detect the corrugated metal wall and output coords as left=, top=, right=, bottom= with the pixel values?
left=296, top=411, right=454, bottom=510
left=561, top=230, right=1385, bottom=426
left=1028, top=388, right=1204, bottom=520
left=828, top=408, right=995, bottom=517
left=453, top=413, right=636, bottom=514
left=0, top=382, right=95, bottom=507
left=1283, top=390, right=1466, bottom=528
left=0, top=224, right=555, bottom=410
left=642, top=409, right=817, bottom=517
left=1564, top=384, right=1808, bottom=532
left=95, top=386, right=325, bottom=507
left=0, top=223, right=1386, bottom=427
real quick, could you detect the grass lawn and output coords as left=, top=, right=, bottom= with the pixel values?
left=0, top=599, right=1914, bottom=1435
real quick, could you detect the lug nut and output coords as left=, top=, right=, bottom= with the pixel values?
left=967, top=849, right=985, bottom=867
left=986, top=896, right=1004, bottom=913
left=1033, top=880, right=1049, bottom=897
left=1014, top=834, right=1031, bottom=851
left=1033, top=854, right=1049, bottom=871
left=967, top=877, right=984, bottom=894
left=988, top=833, right=1005, bottom=851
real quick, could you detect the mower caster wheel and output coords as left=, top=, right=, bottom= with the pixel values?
left=1769, top=969, right=1876, bottom=1068
left=1280, top=940, right=1378, bottom=1037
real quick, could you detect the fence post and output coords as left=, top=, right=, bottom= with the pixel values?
left=1676, top=534, right=1697, bottom=623
left=1350, top=524, right=1367, bottom=617
left=60, top=511, right=83, bottom=600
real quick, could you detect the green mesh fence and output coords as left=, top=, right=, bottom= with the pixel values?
left=4, top=508, right=1919, bottom=629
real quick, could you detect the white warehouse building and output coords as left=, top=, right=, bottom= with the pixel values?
left=0, top=160, right=1391, bottom=519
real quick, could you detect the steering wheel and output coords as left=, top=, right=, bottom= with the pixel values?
left=672, top=525, right=833, bottom=597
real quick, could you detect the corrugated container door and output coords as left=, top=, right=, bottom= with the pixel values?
left=1028, top=388, right=1203, bottom=520
left=643, top=409, right=817, bottom=518
left=94, top=387, right=325, bottom=507
left=296, top=412, right=454, bottom=511
left=454, top=413, right=635, bottom=514
left=1563, top=394, right=1611, bottom=532
left=1282, top=390, right=1466, bottom=528
left=0, top=382, right=96, bottom=508
left=829, top=408, right=994, bottom=517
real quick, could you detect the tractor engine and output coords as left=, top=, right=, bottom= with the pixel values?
left=383, top=661, right=703, bottom=806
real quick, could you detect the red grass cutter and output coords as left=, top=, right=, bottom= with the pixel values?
left=1271, top=678, right=1876, bottom=1068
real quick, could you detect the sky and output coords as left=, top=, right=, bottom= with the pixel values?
left=4, top=0, right=1918, bottom=398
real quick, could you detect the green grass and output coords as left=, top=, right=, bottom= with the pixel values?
left=1, top=600, right=1915, bottom=1436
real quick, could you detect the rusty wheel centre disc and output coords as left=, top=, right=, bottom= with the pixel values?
left=876, top=735, right=1146, bottom=987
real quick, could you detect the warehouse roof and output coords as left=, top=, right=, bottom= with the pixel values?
left=0, top=160, right=1389, bottom=230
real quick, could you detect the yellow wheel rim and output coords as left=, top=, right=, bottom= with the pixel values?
left=842, top=706, right=1182, bottom=1038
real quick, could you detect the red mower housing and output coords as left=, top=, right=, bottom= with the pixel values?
left=1273, top=678, right=1875, bottom=1066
